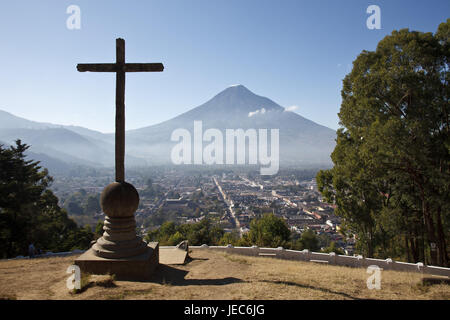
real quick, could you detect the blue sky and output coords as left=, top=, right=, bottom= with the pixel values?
left=0, top=0, right=448, bottom=133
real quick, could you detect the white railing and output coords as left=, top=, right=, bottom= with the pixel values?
left=186, top=245, right=450, bottom=277
left=5, top=245, right=450, bottom=278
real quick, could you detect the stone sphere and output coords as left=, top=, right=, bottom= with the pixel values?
left=100, top=181, right=139, bottom=218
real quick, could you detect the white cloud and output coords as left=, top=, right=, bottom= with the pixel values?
left=248, top=107, right=266, bottom=117
left=284, top=105, right=299, bottom=112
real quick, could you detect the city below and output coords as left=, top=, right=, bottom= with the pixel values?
left=50, top=167, right=354, bottom=255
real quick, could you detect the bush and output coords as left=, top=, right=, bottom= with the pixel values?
left=247, top=213, right=291, bottom=248
left=297, top=229, right=319, bottom=251
left=321, top=241, right=345, bottom=255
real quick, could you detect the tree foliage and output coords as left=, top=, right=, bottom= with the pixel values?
left=145, top=213, right=323, bottom=251
left=246, top=213, right=291, bottom=248
left=317, top=20, right=450, bottom=266
left=0, top=140, right=94, bottom=258
left=321, top=241, right=345, bottom=255
left=145, top=219, right=224, bottom=246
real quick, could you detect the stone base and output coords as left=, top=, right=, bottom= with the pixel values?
left=159, top=248, right=188, bottom=265
left=75, top=242, right=159, bottom=281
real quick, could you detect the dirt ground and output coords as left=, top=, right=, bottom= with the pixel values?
left=0, top=249, right=448, bottom=300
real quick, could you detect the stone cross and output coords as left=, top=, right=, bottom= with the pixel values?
left=77, top=38, right=164, bottom=182
left=74, top=39, right=163, bottom=274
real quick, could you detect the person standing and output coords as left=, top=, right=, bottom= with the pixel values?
left=28, top=243, right=35, bottom=258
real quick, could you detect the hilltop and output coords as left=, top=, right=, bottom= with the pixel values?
left=0, top=249, right=448, bottom=300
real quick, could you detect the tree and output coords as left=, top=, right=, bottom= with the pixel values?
left=145, top=221, right=177, bottom=244
left=316, top=137, right=382, bottom=257
left=218, top=231, right=241, bottom=246
left=95, top=220, right=104, bottom=239
left=321, top=241, right=345, bottom=255
left=145, top=219, right=225, bottom=246
left=247, top=213, right=291, bottom=247
left=179, top=219, right=224, bottom=245
left=168, top=231, right=184, bottom=245
left=317, top=232, right=331, bottom=248
left=84, top=194, right=101, bottom=215
left=67, top=201, right=84, bottom=215
left=317, top=20, right=449, bottom=266
left=0, top=140, right=93, bottom=258
left=298, top=229, right=319, bottom=251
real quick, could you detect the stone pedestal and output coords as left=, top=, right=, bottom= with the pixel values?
left=75, top=242, right=159, bottom=280
left=74, top=181, right=159, bottom=280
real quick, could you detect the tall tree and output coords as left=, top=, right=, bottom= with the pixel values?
left=318, top=20, right=449, bottom=266
left=0, top=140, right=93, bottom=258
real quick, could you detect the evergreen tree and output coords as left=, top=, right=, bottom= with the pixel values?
left=0, top=140, right=93, bottom=258
left=317, top=20, right=449, bottom=266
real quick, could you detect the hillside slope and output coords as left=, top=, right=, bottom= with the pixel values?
left=0, top=249, right=447, bottom=300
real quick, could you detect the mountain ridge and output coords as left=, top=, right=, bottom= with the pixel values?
left=0, top=85, right=336, bottom=172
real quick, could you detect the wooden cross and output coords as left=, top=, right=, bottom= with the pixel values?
left=77, top=38, right=164, bottom=182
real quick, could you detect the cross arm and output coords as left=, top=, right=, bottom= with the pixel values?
left=125, top=63, right=164, bottom=72
left=77, top=63, right=164, bottom=72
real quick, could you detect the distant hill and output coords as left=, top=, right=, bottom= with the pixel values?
left=0, top=127, right=114, bottom=166
left=0, top=110, right=58, bottom=130
left=0, top=85, right=335, bottom=173
left=0, top=110, right=145, bottom=172
left=25, top=151, right=75, bottom=175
